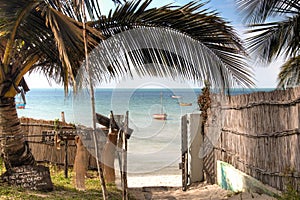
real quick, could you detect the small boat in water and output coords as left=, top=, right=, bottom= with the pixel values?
left=153, top=113, right=167, bottom=120
left=171, top=95, right=182, bottom=99
left=153, top=92, right=167, bottom=120
left=179, top=102, right=192, bottom=106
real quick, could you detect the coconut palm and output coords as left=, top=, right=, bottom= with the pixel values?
left=0, top=0, right=104, bottom=169
left=237, top=0, right=300, bottom=88
left=0, top=0, right=253, bottom=171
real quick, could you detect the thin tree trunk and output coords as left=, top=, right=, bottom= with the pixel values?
left=81, top=2, right=107, bottom=199
left=0, top=97, right=35, bottom=170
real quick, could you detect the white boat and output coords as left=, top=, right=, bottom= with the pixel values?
left=153, top=113, right=167, bottom=120
left=171, top=95, right=182, bottom=99
left=153, top=92, right=167, bottom=120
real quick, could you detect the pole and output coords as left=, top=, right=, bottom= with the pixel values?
left=81, top=2, right=107, bottom=199
left=160, top=92, right=163, bottom=114
left=61, top=112, right=65, bottom=123
left=64, top=139, right=68, bottom=178
left=122, top=111, right=128, bottom=200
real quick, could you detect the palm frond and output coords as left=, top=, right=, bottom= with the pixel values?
left=1, top=0, right=253, bottom=96
left=84, top=0, right=253, bottom=89
left=0, top=0, right=39, bottom=75
left=277, top=55, right=300, bottom=88
left=45, top=0, right=123, bottom=21
left=237, top=0, right=300, bottom=23
left=246, top=14, right=300, bottom=63
left=0, top=1, right=105, bottom=96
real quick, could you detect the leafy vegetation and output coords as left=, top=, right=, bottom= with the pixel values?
left=278, top=183, right=300, bottom=200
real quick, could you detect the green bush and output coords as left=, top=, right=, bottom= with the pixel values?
left=278, top=184, right=300, bottom=200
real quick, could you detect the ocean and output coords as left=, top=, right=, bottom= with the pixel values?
left=17, top=87, right=274, bottom=176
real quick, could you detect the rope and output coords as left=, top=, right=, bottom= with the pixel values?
left=0, top=130, right=78, bottom=140
left=220, top=97, right=300, bottom=110
left=222, top=128, right=300, bottom=138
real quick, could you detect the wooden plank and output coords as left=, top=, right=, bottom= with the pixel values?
left=122, top=111, right=129, bottom=200
left=64, top=140, right=68, bottom=178
left=181, top=114, right=188, bottom=191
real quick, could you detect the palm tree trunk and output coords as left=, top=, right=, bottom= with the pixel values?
left=0, top=97, right=35, bottom=170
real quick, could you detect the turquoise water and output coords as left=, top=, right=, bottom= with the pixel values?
left=17, top=88, right=274, bottom=175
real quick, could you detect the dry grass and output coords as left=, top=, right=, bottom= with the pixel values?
left=0, top=165, right=124, bottom=200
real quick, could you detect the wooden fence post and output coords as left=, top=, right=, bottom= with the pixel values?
left=181, top=114, right=188, bottom=191
left=122, top=111, right=128, bottom=200
left=64, top=139, right=68, bottom=178
left=61, top=112, right=65, bottom=123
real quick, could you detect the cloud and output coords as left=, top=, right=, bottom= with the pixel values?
left=252, top=57, right=284, bottom=88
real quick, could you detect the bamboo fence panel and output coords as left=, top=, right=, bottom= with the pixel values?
left=206, top=86, right=300, bottom=191
left=20, top=117, right=105, bottom=170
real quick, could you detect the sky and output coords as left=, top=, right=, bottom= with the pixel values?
left=25, top=0, right=283, bottom=88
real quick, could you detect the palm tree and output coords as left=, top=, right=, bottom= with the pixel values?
left=0, top=0, right=104, bottom=169
left=237, top=0, right=300, bottom=88
left=0, top=0, right=253, bottom=173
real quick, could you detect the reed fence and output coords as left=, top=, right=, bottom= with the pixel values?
left=205, top=86, right=300, bottom=191
left=20, top=117, right=106, bottom=170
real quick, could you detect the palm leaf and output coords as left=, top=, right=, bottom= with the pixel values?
left=45, top=0, right=123, bottom=22
left=1, top=0, right=253, bottom=96
left=0, top=1, right=105, bottom=96
left=246, top=14, right=300, bottom=63
left=84, top=0, right=253, bottom=89
left=277, top=55, right=300, bottom=88
left=236, top=0, right=300, bottom=23
left=0, top=0, right=39, bottom=77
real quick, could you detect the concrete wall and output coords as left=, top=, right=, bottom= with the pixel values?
left=187, top=113, right=203, bottom=183
left=217, top=160, right=280, bottom=197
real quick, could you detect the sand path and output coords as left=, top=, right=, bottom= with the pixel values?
left=126, top=175, right=277, bottom=200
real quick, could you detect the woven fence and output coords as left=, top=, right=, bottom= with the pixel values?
left=205, top=86, right=300, bottom=191
left=20, top=117, right=106, bottom=169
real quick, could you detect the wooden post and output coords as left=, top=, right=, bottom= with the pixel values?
left=64, top=139, right=68, bottom=178
left=181, top=114, right=188, bottom=191
left=61, top=112, right=65, bottom=123
left=122, top=111, right=128, bottom=200
left=117, top=126, right=123, bottom=189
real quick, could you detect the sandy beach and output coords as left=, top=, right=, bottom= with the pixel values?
left=113, top=162, right=278, bottom=200
left=125, top=175, right=277, bottom=200
left=128, top=175, right=182, bottom=188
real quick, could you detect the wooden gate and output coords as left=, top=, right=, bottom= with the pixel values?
left=181, top=113, right=204, bottom=191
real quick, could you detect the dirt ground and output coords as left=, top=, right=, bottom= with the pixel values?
left=128, top=182, right=277, bottom=200
left=120, top=174, right=278, bottom=200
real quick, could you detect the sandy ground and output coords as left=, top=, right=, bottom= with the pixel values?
left=127, top=175, right=182, bottom=188
left=124, top=175, right=277, bottom=200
